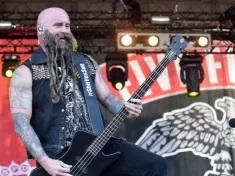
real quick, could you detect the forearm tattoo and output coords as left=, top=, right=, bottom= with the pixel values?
left=12, top=112, right=46, bottom=161
left=10, top=69, right=45, bottom=161
left=102, top=93, right=124, bottom=115
left=89, top=56, right=124, bottom=115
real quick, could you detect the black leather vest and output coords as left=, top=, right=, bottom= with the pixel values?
left=22, top=46, right=99, bottom=159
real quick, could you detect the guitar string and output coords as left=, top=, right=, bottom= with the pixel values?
left=73, top=56, right=172, bottom=176
left=70, top=42, right=184, bottom=175
left=76, top=112, right=130, bottom=176
left=79, top=42, right=183, bottom=156
left=70, top=42, right=181, bottom=176
left=69, top=105, right=130, bottom=175
left=73, top=61, right=178, bottom=175
left=71, top=43, right=182, bottom=176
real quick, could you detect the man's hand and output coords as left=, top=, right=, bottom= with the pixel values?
left=40, top=156, right=72, bottom=176
left=125, top=99, right=143, bottom=118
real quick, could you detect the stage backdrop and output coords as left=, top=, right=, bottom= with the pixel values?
left=1, top=40, right=235, bottom=176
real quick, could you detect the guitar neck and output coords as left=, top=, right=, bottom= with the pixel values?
left=131, top=57, right=171, bottom=100
left=87, top=55, right=172, bottom=155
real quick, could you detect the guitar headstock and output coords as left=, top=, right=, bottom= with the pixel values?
left=166, top=34, right=187, bottom=60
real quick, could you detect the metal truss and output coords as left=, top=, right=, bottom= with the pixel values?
left=0, top=0, right=234, bottom=54
left=0, top=13, right=220, bottom=33
left=1, top=35, right=235, bottom=55
left=0, top=0, right=228, bottom=30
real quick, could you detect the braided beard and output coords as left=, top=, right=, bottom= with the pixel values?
left=42, top=29, right=77, bottom=103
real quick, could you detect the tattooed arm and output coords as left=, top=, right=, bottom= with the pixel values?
left=91, top=58, right=143, bottom=118
left=9, top=65, right=71, bottom=176
left=9, top=65, right=47, bottom=161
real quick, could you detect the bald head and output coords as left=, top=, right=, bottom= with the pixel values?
left=37, top=7, right=71, bottom=50
left=37, top=7, right=69, bottom=26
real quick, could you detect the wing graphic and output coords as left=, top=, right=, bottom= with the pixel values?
left=136, top=97, right=235, bottom=176
left=136, top=102, right=228, bottom=157
left=215, top=97, right=235, bottom=149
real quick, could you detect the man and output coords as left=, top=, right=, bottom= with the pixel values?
left=9, top=7, right=168, bottom=176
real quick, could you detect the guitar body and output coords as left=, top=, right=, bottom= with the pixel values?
left=30, top=130, right=120, bottom=176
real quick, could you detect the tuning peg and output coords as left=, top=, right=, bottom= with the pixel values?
left=179, top=47, right=186, bottom=52
left=169, top=34, right=175, bottom=39
left=164, top=41, right=169, bottom=47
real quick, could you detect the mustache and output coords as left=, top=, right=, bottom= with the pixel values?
left=54, top=33, right=72, bottom=42
left=43, top=30, right=72, bottom=47
left=43, top=30, right=73, bottom=59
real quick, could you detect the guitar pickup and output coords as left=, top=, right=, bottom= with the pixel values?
left=75, top=156, right=88, bottom=174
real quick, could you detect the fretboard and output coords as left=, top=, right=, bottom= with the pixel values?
left=87, top=54, right=173, bottom=155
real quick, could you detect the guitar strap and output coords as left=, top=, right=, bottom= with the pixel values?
left=74, top=53, right=104, bottom=135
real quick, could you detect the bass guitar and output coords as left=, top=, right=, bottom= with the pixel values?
left=30, top=34, right=187, bottom=176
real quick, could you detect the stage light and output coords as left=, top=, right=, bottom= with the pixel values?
left=151, top=16, right=171, bottom=24
left=148, top=36, right=159, bottom=46
left=2, top=55, right=20, bottom=78
left=6, top=70, right=14, bottom=78
left=0, top=21, right=12, bottom=30
left=198, top=37, right=209, bottom=47
left=118, top=32, right=160, bottom=50
left=185, top=35, right=210, bottom=48
left=3, top=64, right=17, bottom=78
left=121, top=35, right=133, bottom=46
left=115, top=82, right=124, bottom=90
left=117, top=32, right=211, bottom=50
left=110, top=67, right=126, bottom=90
left=180, top=55, right=204, bottom=97
left=106, top=53, right=128, bottom=91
